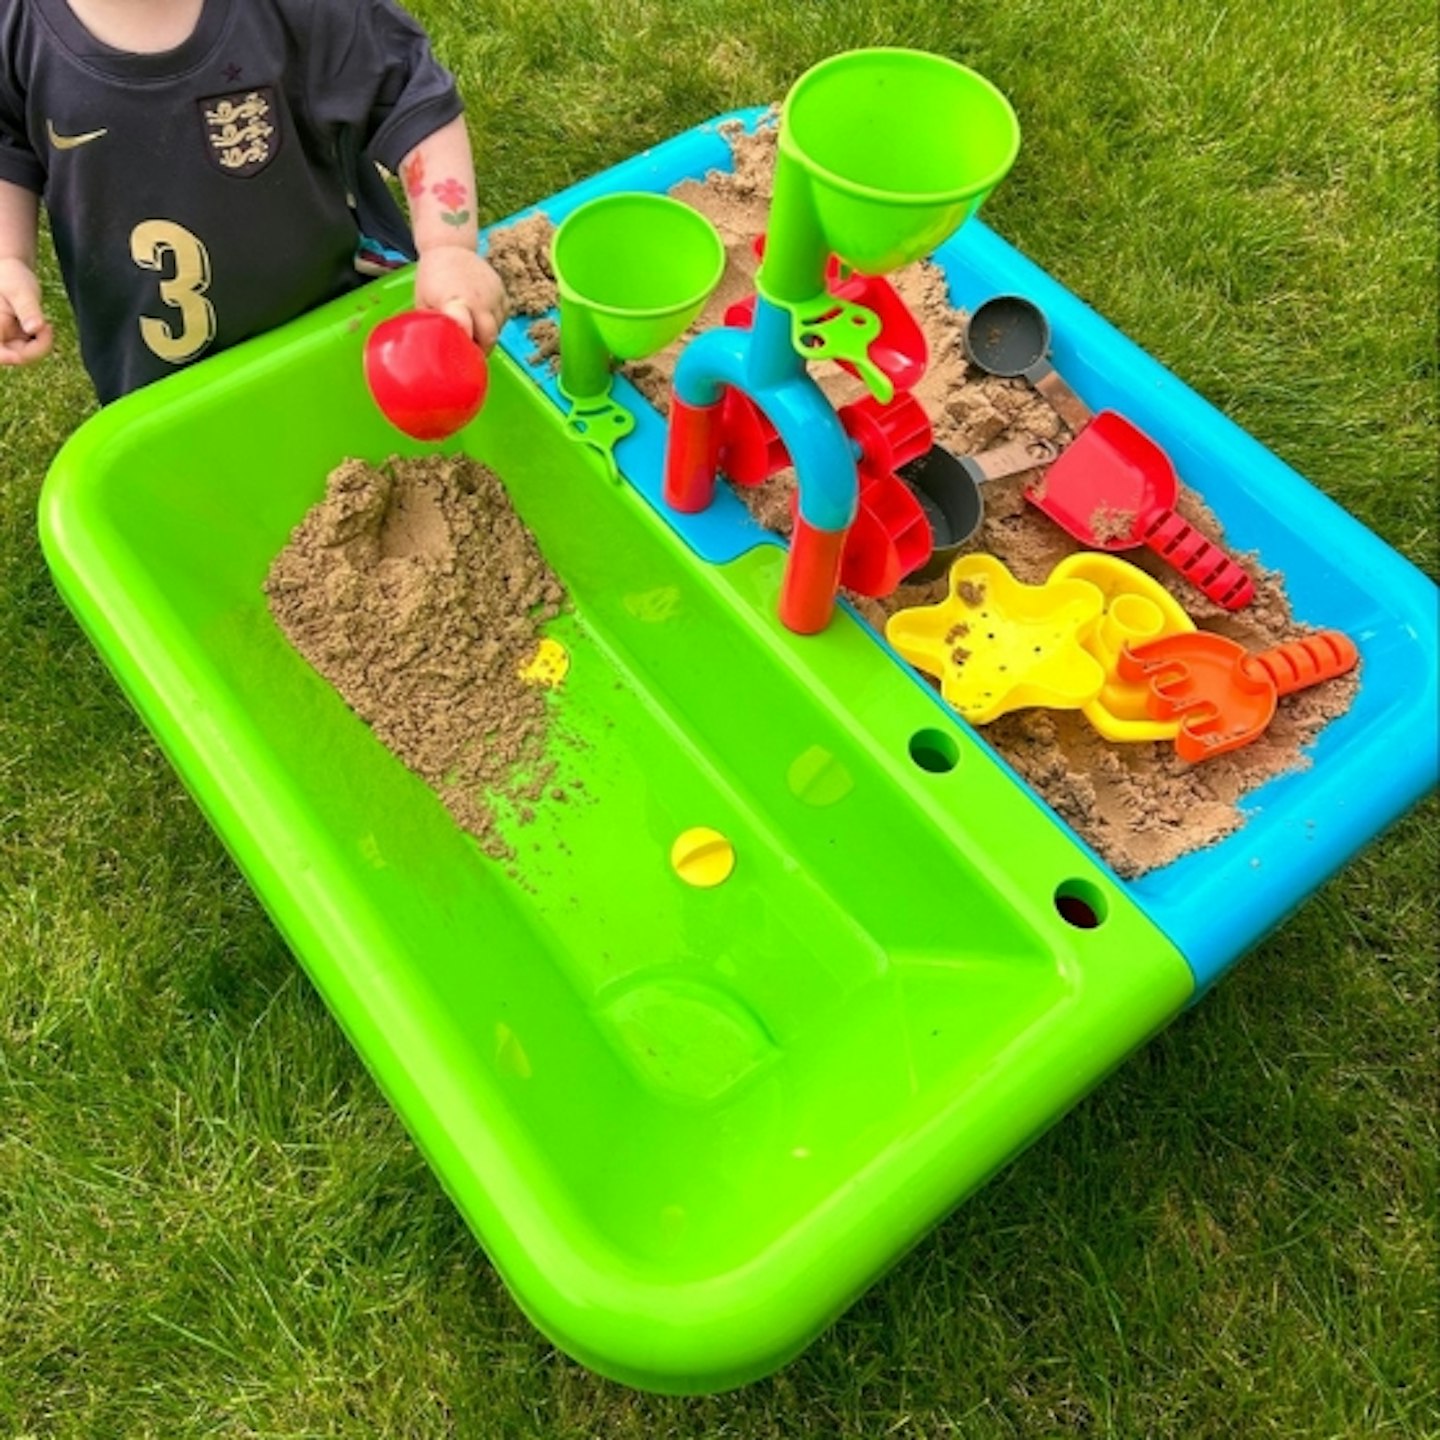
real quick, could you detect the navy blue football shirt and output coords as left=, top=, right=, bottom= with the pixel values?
left=0, top=0, right=462, bottom=400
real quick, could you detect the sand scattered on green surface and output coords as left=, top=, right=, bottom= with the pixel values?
left=355, top=120, right=1360, bottom=877
left=265, top=454, right=567, bottom=859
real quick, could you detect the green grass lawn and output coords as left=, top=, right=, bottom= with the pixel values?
left=2, top=0, right=1436, bottom=1435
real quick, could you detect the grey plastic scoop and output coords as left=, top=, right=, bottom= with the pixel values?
left=900, top=436, right=1059, bottom=582
left=963, top=295, right=1092, bottom=434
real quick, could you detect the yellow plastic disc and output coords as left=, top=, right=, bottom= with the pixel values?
left=670, top=826, right=736, bottom=889
left=518, top=637, right=570, bottom=688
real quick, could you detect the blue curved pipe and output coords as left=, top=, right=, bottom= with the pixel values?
left=670, top=299, right=859, bottom=532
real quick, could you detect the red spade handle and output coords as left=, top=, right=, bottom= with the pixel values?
left=1245, top=632, right=1358, bottom=697
left=1142, top=507, right=1255, bottom=610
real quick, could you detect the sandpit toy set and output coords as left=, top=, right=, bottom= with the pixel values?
left=39, top=49, right=1437, bottom=1394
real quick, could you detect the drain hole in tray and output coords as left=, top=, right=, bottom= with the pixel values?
left=1054, top=879, right=1108, bottom=930
left=909, top=728, right=959, bottom=774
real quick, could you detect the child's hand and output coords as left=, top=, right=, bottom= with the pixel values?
left=415, top=248, right=508, bottom=352
left=0, top=258, right=53, bottom=367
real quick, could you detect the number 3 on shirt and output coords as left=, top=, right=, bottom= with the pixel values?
left=130, top=221, right=217, bottom=364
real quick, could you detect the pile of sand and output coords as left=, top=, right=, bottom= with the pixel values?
left=264, top=454, right=567, bottom=860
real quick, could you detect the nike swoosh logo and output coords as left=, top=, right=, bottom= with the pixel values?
left=48, top=121, right=109, bottom=151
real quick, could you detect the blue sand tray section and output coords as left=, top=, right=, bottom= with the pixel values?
left=484, top=110, right=1439, bottom=993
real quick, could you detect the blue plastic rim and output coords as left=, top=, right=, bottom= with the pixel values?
left=487, top=108, right=1440, bottom=994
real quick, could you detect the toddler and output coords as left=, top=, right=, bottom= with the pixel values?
left=0, top=0, right=507, bottom=402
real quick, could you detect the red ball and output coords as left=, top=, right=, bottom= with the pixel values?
left=364, top=310, right=489, bottom=442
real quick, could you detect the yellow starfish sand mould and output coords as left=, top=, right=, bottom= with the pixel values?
left=885, top=554, right=1106, bottom=725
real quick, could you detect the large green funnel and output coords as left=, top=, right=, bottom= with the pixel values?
left=761, top=49, right=1020, bottom=304
left=552, top=193, right=726, bottom=403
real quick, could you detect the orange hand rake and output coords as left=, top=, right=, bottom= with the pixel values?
left=1118, top=630, right=1359, bottom=761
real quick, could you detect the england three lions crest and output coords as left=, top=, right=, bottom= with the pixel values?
left=199, top=88, right=280, bottom=178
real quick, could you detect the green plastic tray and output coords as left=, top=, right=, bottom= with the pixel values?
left=40, top=271, right=1193, bottom=1393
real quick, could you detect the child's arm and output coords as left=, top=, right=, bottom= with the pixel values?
left=398, top=117, right=507, bottom=350
left=0, top=179, right=52, bottom=366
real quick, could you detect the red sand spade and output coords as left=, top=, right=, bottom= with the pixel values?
left=1027, top=410, right=1256, bottom=609
left=1118, top=629, right=1359, bottom=761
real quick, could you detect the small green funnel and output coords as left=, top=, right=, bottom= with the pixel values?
left=762, top=49, right=1021, bottom=305
left=552, top=193, right=726, bottom=404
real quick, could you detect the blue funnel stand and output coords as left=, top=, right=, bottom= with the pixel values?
left=672, top=302, right=857, bottom=531
left=665, top=299, right=859, bottom=632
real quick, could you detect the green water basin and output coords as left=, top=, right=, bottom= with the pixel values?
left=39, top=275, right=1192, bottom=1392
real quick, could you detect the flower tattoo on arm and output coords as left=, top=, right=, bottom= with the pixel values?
left=431, top=178, right=471, bottom=227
